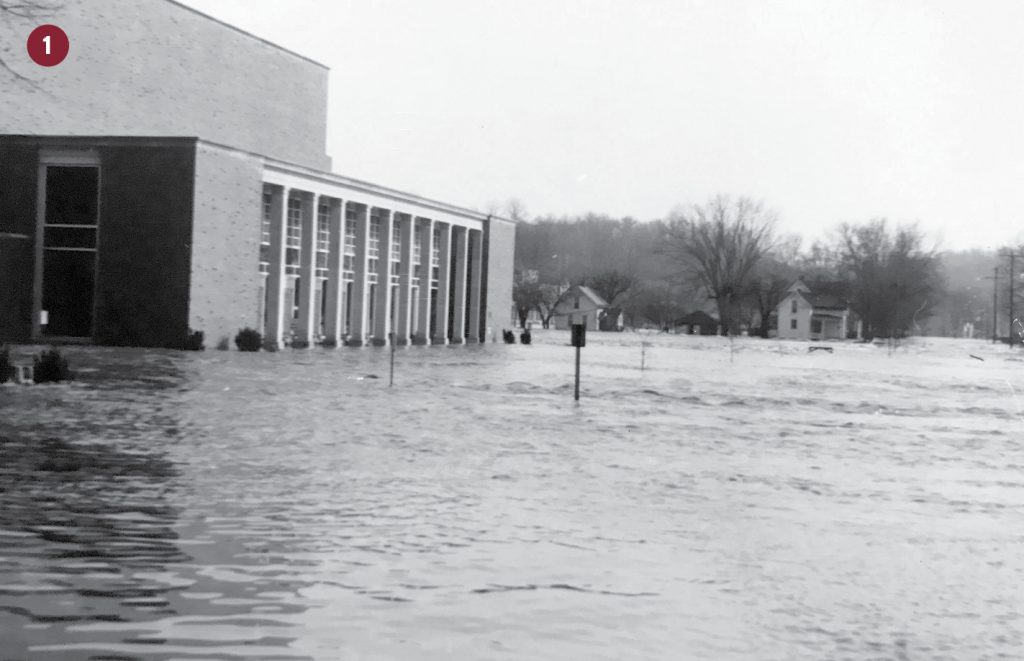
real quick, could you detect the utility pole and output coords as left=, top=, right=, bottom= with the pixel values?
left=989, top=266, right=999, bottom=343
left=1011, top=252, right=1016, bottom=347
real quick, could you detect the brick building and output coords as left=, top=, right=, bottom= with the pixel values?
left=0, top=0, right=516, bottom=349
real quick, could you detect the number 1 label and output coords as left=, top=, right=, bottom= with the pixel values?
left=27, top=25, right=69, bottom=67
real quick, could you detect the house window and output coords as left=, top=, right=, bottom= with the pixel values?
left=791, top=299, right=798, bottom=314
left=790, top=319, right=797, bottom=330
left=811, top=319, right=822, bottom=334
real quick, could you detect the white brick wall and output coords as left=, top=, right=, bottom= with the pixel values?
left=0, top=0, right=331, bottom=170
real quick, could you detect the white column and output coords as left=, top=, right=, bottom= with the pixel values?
left=451, top=226, right=469, bottom=344
left=295, top=191, right=317, bottom=347
left=415, top=219, right=435, bottom=344
left=264, top=186, right=289, bottom=349
left=432, top=223, right=452, bottom=344
left=349, top=203, right=370, bottom=346
left=396, top=214, right=415, bottom=345
left=373, top=209, right=394, bottom=345
left=467, top=228, right=483, bottom=343
left=323, top=198, right=344, bottom=346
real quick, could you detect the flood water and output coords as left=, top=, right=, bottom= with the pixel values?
left=2, top=332, right=1023, bottom=660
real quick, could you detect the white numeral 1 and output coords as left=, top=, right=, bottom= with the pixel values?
left=42, top=34, right=51, bottom=55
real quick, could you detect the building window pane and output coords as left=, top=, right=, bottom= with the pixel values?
left=369, top=214, right=380, bottom=259
left=260, top=190, right=273, bottom=274
left=431, top=227, right=441, bottom=283
left=286, top=197, right=302, bottom=275
left=316, top=202, right=330, bottom=278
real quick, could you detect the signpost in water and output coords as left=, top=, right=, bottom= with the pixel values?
left=571, top=323, right=585, bottom=401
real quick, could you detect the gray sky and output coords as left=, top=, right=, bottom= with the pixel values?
left=182, top=0, right=1024, bottom=251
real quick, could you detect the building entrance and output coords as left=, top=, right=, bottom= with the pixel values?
left=40, top=165, right=99, bottom=338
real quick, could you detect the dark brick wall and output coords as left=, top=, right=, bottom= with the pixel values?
left=0, top=145, right=39, bottom=341
left=93, top=144, right=196, bottom=348
left=0, top=0, right=331, bottom=170
left=0, top=139, right=198, bottom=347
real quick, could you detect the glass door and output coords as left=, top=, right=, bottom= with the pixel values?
left=41, top=165, right=99, bottom=338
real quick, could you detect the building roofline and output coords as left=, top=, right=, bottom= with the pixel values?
left=0, top=134, right=515, bottom=225
left=163, top=0, right=329, bottom=70
left=258, top=149, right=516, bottom=225
left=0, top=135, right=199, bottom=148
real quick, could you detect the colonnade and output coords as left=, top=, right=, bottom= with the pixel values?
left=260, top=184, right=484, bottom=349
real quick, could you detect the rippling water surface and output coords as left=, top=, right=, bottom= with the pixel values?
left=2, top=332, right=1023, bottom=660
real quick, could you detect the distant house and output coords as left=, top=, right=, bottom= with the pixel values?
left=675, top=310, right=720, bottom=335
left=553, top=285, right=608, bottom=331
left=776, top=278, right=859, bottom=340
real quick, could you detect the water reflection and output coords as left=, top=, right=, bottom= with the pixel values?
left=1, top=335, right=1023, bottom=659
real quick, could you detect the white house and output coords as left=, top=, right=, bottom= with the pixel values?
left=553, top=285, right=608, bottom=331
left=776, top=279, right=859, bottom=341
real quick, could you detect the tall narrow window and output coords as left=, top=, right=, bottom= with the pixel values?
left=791, top=298, right=798, bottom=314
left=413, top=225, right=423, bottom=284
left=431, top=227, right=441, bottom=283
left=40, top=164, right=99, bottom=338
left=343, top=208, right=356, bottom=282
left=286, top=197, right=301, bottom=276
left=367, top=211, right=380, bottom=285
left=259, top=190, right=272, bottom=274
left=316, top=201, right=330, bottom=279
left=390, top=217, right=401, bottom=286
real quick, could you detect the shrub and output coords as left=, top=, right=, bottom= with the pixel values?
left=33, top=348, right=72, bottom=383
left=0, top=345, right=9, bottom=384
left=234, top=327, right=262, bottom=352
left=184, top=328, right=205, bottom=351
left=215, top=336, right=230, bottom=351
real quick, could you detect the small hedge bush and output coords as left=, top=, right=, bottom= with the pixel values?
left=184, top=328, right=205, bottom=351
left=234, top=327, right=262, bottom=352
left=33, top=348, right=72, bottom=383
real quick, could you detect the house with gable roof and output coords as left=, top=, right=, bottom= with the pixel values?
left=775, top=278, right=860, bottom=341
left=552, top=285, right=610, bottom=331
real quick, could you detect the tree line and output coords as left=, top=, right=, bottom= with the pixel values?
left=509, top=195, right=1006, bottom=340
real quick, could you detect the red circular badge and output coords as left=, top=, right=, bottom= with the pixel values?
left=26, top=24, right=69, bottom=67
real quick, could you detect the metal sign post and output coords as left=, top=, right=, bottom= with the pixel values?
left=571, top=323, right=585, bottom=401
left=389, top=332, right=395, bottom=387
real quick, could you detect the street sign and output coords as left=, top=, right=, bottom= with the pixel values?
left=571, top=323, right=586, bottom=347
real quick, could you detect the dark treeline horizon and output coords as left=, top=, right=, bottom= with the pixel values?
left=506, top=198, right=1015, bottom=339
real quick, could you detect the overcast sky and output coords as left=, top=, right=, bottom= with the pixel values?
left=182, top=0, right=1024, bottom=251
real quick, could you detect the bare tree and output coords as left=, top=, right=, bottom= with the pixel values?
left=504, top=198, right=528, bottom=222
left=0, top=1, right=61, bottom=85
left=744, top=234, right=800, bottom=337
left=512, top=268, right=543, bottom=328
left=835, top=219, right=943, bottom=340
left=586, top=269, right=635, bottom=306
left=535, top=282, right=577, bottom=329
left=664, top=195, right=777, bottom=334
